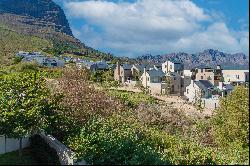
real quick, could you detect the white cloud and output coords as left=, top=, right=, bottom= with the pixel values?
left=64, top=0, right=249, bottom=57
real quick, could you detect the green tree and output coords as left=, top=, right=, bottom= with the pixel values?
left=0, top=72, right=54, bottom=157
left=211, top=86, right=249, bottom=147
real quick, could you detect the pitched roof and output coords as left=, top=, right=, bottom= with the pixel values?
left=195, top=80, right=214, bottom=91
left=195, top=64, right=212, bottom=69
left=221, top=65, right=249, bottom=70
left=121, top=64, right=133, bottom=70
left=133, top=64, right=153, bottom=72
left=147, top=69, right=165, bottom=77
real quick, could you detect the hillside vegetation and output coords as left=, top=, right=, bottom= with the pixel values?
left=0, top=23, right=52, bottom=66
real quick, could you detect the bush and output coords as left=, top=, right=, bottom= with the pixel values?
left=66, top=114, right=216, bottom=165
left=107, top=89, right=158, bottom=108
left=29, top=134, right=61, bottom=165
left=211, top=86, right=249, bottom=147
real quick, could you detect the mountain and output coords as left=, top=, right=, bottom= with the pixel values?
left=136, top=49, right=249, bottom=69
left=0, top=0, right=72, bottom=36
left=0, top=0, right=116, bottom=66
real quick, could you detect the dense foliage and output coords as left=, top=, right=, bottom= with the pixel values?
left=0, top=66, right=248, bottom=164
left=0, top=71, right=59, bottom=156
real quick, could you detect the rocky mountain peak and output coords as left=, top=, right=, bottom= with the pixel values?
left=0, top=0, right=73, bottom=36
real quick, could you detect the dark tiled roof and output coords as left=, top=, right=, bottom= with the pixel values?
left=195, top=64, right=212, bottom=69
left=195, top=80, right=214, bottom=91
left=134, top=64, right=153, bottom=72
left=221, top=65, right=249, bottom=70
left=147, top=69, right=165, bottom=77
left=122, top=64, right=133, bottom=70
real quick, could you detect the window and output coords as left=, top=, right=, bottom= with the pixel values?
left=201, top=76, right=204, bottom=79
left=201, top=69, right=203, bottom=73
left=170, top=65, right=172, bottom=69
left=147, top=77, right=149, bottom=81
left=236, top=75, right=240, bottom=79
left=187, top=89, right=189, bottom=94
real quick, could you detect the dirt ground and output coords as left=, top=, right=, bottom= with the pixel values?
left=108, top=85, right=213, bottom=117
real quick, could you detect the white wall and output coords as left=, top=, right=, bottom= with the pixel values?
left=222, top=70, right=249, bottom=83
left=183, top=70, right=192, bottom=77
left=0, top=135, right=30, bottom=154
left=184, top=81, right=201, bottom=102
left=201, top=97, right=220, bottom=110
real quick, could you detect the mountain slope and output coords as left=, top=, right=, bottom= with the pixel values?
left=0, top=0, right=116, bottom=64
left=0, top=0, right=72, bottom=36
left=137, top=49, right=249, bottom=69
left=0, top=23, right=52, bottom=66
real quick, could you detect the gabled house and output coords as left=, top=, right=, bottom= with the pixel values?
left=131, top=64, right=154, bottom=81
left=162, top=60, right=184, bottom=76
left=184, top=80, right=214, bottom=102
left=140, top=68, right=166, bottom=94
left=184, top=80, right=222, bottom=110
left=114, top=63, right=133, bottom=83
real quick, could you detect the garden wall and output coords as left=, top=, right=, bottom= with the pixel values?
left=0, top=135, right=30, bottom=154
left=38, top=133, right=86, bottom=165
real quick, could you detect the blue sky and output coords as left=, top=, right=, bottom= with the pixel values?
left=53, top=0, right=249, bottom=57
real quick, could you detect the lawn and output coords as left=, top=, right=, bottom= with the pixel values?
left=0, top=148, right=38, bottom=165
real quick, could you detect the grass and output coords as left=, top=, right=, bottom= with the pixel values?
left=0, top=148, right=38, bottom=165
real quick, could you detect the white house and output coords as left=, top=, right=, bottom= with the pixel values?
left=184, top=80, right=215, bottom=102
left=140, top=67, right=166, bottom=94
left=162, top=60, right=184, bottom=76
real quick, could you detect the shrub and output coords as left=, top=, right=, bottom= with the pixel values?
left=29, top=134, right=60, bottom=165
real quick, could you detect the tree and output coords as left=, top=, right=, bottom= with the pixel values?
left=211, top=86, right=249, bottom=148
left=0, top=72, right=54, bottom=157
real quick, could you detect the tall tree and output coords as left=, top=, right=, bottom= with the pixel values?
left=0, top=72, right=54, bottom=157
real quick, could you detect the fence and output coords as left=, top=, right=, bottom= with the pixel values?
left=0, top=135, right=30, bottom=154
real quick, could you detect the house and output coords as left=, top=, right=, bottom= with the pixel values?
left=36, top=57, right=65, bottom=67
left=77, top=61, right=109, bottom=72
left=114, top=62, right=133, bottom=83
left=184, top=79, right=231, bottom=110
left=221, top=66, right=249, bottom=85
left=165, top=72, right=182, bottom=95
left=192, top=65, right=223, bottom=86
left=184, top=80, right=215, bottom=102
left=131, top=64, right=154, bottom=81
left=162, top=60, right=184, bottom=76
left=140, top=67, right=166, bottom=94
left=216, top=82, right=234, bottom=97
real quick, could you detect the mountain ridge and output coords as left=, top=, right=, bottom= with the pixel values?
left=136, top=49, right=249, bottom=69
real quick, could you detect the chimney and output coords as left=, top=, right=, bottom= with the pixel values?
left=216, top=65, right=221, bottom=70
left=191, top=79, right=194, bottom=87
left=154, top=65, right=158, bottom=70
left=219, top=82, right=223, bottom=90
left=144, top=67, right=146, bottom=75
left=117, top=62, right=120, bottom=75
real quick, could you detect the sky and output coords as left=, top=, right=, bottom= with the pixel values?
left=53, top=0, right=249, bottom=57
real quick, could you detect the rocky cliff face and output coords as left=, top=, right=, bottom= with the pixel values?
left=0, top=0, right=73, bottom=36
left=137, top=49, right=249, bottom=69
